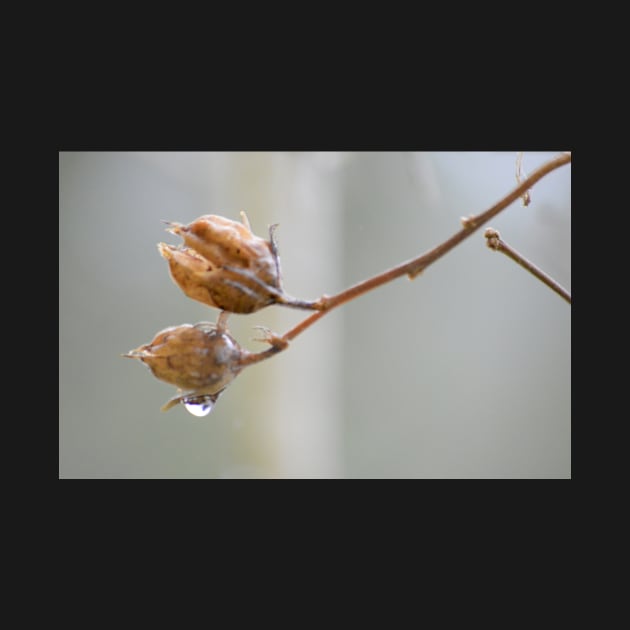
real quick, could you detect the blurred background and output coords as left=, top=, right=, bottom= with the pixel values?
left=59, top=152, right=571, bottom=478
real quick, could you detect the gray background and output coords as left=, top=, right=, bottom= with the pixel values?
left=59, top=152, right=571, bottom=478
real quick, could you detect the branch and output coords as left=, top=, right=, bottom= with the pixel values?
left=241, top=151, right=571, bottom=367
left=515, top=151, right=532, bottom=206
left=484, top=228, right=571, bottom=304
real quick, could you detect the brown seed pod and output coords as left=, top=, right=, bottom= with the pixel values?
left=123, top=318, right=246, bottom=411
left=160, top=212, right=282, bottom=314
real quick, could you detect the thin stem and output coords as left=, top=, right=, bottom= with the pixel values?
left=515, top=151, right=532, bottom=206
left=247, top=152, right=571, bottom=364
left=484, top=228, right=571, bottom=304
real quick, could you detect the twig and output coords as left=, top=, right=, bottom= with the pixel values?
left=240, top=152, right=572, bottom=367
left=516, top=151, right=531, bottom=206
left=484, top=228, right=571, bottom=304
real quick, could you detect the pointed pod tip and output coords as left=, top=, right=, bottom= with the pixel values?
left=157, top=242, right=174, bottom=258
left=160, top=397, right=181, bottom=412
left=161, top=219, right=186, bottom=235
left=122, top=349, right=149, bottom=359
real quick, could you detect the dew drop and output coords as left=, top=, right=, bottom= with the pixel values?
left=183, top=396, right=215, bottom=417
left=181, top=389, right=225, bottom=418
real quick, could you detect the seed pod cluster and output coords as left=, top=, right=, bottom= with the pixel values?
left=124, top=212, right=297, bottom=413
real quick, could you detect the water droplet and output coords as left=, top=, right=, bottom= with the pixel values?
left=183, top=396, right=215, bottom=417
left=180, top=389, right=225, bottom=417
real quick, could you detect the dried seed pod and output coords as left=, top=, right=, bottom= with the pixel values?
left=160, top=212, right=282, bottom=314
left=123, top=318, right=246, bottom=412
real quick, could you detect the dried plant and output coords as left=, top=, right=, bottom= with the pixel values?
left=124, top=152, right=571, bottom=416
